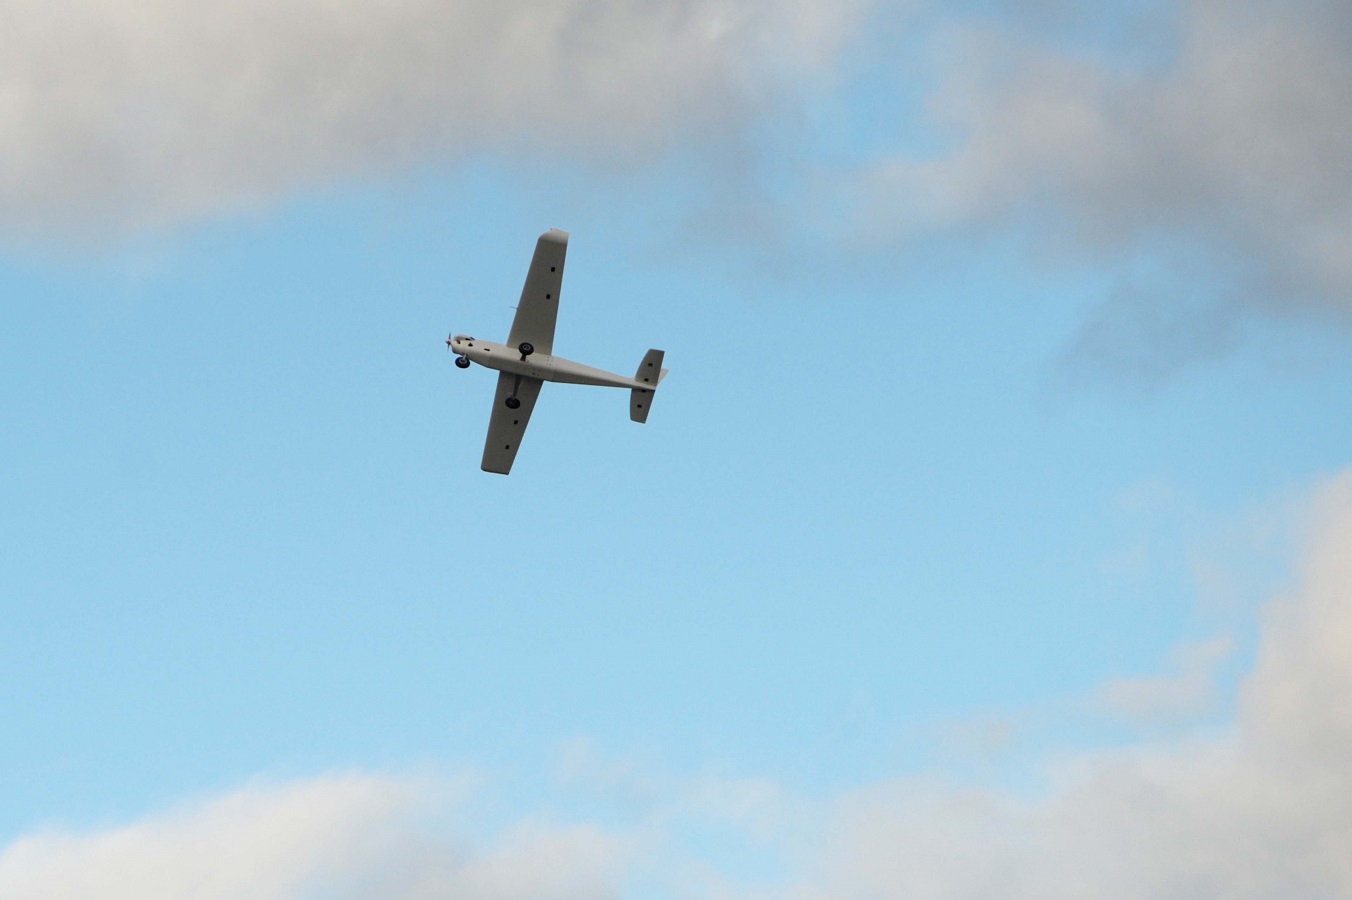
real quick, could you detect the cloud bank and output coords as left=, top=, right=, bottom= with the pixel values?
left=0, top=775, right=628, bottom=900
left=6, top=470, right=1352, bottom=897
left=0, top=0, right=863, bottom=238
left=5, top=0, right=1346, bottom=375
left=813, top=471, right=1352, bottom=897
left=862, top=0, right=1352, bottom=373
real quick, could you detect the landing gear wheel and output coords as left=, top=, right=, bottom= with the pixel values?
left=505, top=396, right=521, bottom=410
left=518, top=342, right=535, bottom=358
left=454, top=355, right=471, bottom=368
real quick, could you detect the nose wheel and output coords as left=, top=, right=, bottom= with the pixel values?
left=454, top=355, right=471, bottom=368
left=518, top=341, right=534, bottom=361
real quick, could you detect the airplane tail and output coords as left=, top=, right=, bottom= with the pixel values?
left=630, top=349, right=668, bottom=423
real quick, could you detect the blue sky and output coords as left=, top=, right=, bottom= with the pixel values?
left=3, top=0, right=1352, bottom=896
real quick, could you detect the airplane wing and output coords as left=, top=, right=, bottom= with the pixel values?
left=506, top=229, right=568, bottom=356
left=481, top=373, right=544, bottom=474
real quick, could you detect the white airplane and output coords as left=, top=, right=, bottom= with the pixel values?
left=447, top=228, right=669, bottom=474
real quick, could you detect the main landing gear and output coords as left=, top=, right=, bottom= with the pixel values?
left=506, top=344, right=534, bottom=406
left=454, top=355, right=471, bottom=368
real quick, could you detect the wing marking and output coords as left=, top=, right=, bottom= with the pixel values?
left=481, top=373, right=544, bottom=474
left=506, top=229, right=568, bottom=356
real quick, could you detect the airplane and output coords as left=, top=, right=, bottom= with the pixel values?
left=447, top=228, right=669, bottom=474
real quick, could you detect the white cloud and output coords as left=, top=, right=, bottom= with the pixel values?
left=1241, top=473, right=1352, bottom=765
left=0, top=774, right=628, bottom=900
left=0, top=0, right=865, bottom=238
left=8, top=472, right=1352, bottom=898
left=805, top=471, right=1352, bottom=898
left=1094, top=635, right=1235, bottom=726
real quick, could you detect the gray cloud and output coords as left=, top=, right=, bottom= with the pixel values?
left=0, top=0, right=864, bottom=239
left=858, top=0, right=1352, bottom=374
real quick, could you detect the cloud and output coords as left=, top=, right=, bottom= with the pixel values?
left=1241, top=473, right=1352, bottom=766
left=857, top=0, right=1352, bottom=374
left=1093, top=635, right=1235, bottom=726
left=807, top=471, right=1352, bottom=898
left=0, top=0, right=865, bottom=239
left=7, top=472, right=1352, bottom=897
left=0, top=774, right=628, bottom=900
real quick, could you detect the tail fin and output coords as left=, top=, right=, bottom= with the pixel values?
left=630, top=349, right=667, bottom=423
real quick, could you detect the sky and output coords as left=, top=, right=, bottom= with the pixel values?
left=2, top=0, right=1351, bottom=896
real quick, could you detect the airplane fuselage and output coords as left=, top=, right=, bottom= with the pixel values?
left=449, top=335, right=642, bottom=389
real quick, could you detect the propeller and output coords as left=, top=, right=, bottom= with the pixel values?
left=445, top=332, right=454, bottom=350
